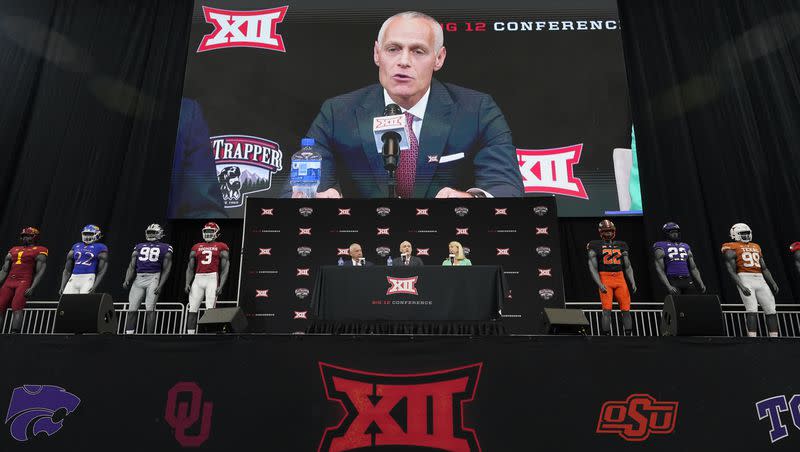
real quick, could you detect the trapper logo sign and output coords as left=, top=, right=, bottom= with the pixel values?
left=212, top=135, right=283, bottom=208
left=517, top=144, right=588, bottom=198
left=197, top=6, right=288, bottom=53
left=165, top=382, right=213, bottom=447
left=5, top=385, right=81, bottom=442
left=318, top=362, right=482, bottom=452
left=597, top=394, right=679, bottom=442
left=387, top=276, right=419, bottom=295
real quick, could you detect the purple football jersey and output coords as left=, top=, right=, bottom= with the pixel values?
left=653, top=241, right=691, bottom=277
left=133, top=242, right=173, bottom=273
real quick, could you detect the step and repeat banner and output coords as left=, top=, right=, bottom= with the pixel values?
left=2, top=336, right=797, bottom=451
left=239, top=197, right=563, bottom=333
left=168, top=0, right=642, bottom=219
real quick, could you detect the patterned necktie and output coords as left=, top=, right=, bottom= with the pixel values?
left=396, top=112, right=419, bottom=198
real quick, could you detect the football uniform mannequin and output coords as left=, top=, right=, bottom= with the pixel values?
left=0, top=227, right=48, bottom=333
left=185, top=222, right=230, bottom=334
left=60, top=224, right=109, bottom=295
left=653, top=222, right=706, bottom=295
left=722, top=223, right=779, bottom=337
left=587, top=219, right=638, bottom=335
left=791, top=242, right=800, bottom=277
left=122, top=224, right=173, bottom=334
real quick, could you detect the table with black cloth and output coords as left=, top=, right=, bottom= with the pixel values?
left=308, top=265, right=506, bottom=335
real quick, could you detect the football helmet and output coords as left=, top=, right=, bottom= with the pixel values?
left=202, top=222, right=220, bottom=242
left=662, top=222, right=680, bottom=240
left=20, top=226, right=40, bottom=245
left=81, top=224, right=102, bottom=244
left=145, top=223, right=164, bottom=242
left=790, top=242, right=800, bottom=253
left=729, top=223, right=752, bottom=243
left=598, top=219, right=616, bottom=241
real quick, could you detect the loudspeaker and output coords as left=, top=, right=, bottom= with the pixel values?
left=661, top=294, right=725, bottom=336
left=197, top=307, right=248, bottom=333
left=543, top=308, right=590, bottom=335
left=54, top=293, right=117, bottom=334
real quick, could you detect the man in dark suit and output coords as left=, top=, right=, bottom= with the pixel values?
left=342, top=243, right=374, bottom=266
left=298, top=11, right=523, bottom=199
left=396, top=241, right=424, bottom=266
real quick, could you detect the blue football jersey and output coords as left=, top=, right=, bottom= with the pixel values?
left=70, top=242, right=108, bottom=275
left=133, top=242, right=173, bottom=274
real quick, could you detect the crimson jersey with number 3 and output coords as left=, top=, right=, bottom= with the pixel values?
left=721, top=242, right=763, bottom=274
left=192, top=242, right=228, bottom=274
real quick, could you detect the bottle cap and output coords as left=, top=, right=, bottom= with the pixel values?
left=301, top=137, right=315, bottom=147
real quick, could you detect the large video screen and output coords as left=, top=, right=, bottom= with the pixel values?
left=168, top=0, right=642, bottom=218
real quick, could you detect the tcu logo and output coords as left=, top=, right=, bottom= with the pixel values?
left=258, top=248, right=272, bottom=255
left=375, top=247, right=391, bottom=258
left=377, top=227, right=390, bottom=236
left=295, top=288, right=310, bottom=299
left=536, top=227, right=549, bottom=235
left=416, top=248, right=430, bottom=256
left=299, top=228, right=312, bottom=236
left=494, top=208, right=508, bottom=215
left=456, top=228, right=469, bottom=236
left=297, top=246, right=312, bottom=257
left=454, top=207, right=469, bottom=217
left=533, top=206, right=549, bottom=216
left=297, top=268, right=310, bottom=277
left=261, top=208, right=274, bottom=216
left=337, top=248, right=350, bottom=256
left=386, top=276, right=419, bottom=295
left=164, top=382, right=213, bottom=447
left=376, top=207, right=391, bottom=217
left=538, top=288, right=555, bottom=300
left=299, top=207, right=314, bottom=217
left=318, top=362, right=482, bottom=452
left=517, top=144, right=588, bottom=198
left=597, top=394, right=679, bottom=442
left=536, top=246, right=552, bottom=257
left=338, top=208, right=351, bottom=216
left=197, top=6, right=288, bottom=53
left=538, top=268, right=552, bottom=277
left=255, top=289, right=269, bottom=298
left=496, top=248, right=511, bottom=256
left=756, top=394, right=800, bottom=443
left=294, top=311, right=308, bottom=320
left=416, top=208, right=429, bottom=216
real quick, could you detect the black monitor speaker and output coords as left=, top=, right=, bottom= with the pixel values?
left=543, top=308, right=590, bottom=335
left=661, top=294, right=725, bottom=336
left=54, top=293, right=117, bottom=334
left=198, top=307, right=248, bottom=333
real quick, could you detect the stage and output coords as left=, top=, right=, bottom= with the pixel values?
left=2, top=335, right=797, bottom=451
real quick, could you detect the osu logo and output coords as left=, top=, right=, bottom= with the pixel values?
left=212, top=135, right=284, bottom=209
left=5, top=385, right=81, bottom=442
left=165, top=382, right=213, bottom=447
left=197, top=6, right=288, bottom=53
left=755, top=394, right=800, bottom=443
left=387, top=276, right=419, bottom=295
left=597, top=394, right=678, bottom=442
left=517, top=144, right=588, bottom=198
left=318, top=362, right=482, bottom=452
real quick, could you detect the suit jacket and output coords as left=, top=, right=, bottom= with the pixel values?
left=394, top=255, right=424, bottom=266
left=306, top=79, right=523, bottom=198
left=341, top=260, right=374, bottom=267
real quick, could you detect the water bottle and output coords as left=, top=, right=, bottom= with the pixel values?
left=337, top=257, right=344, bottom=266
left=387, top=256, right=393, bottom=266
left=290, top=138, right=322, bottom=198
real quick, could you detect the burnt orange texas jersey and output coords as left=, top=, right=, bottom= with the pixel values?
left=721, top=242, right=763, bottom=274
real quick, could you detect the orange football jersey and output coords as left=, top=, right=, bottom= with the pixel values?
left=721, top=242, right=763, bottom=274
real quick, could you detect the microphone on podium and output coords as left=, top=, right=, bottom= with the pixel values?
left=401, top=253, right=409, bottom=265
left=373, top=104, right=410, bottom=172
left=449, top=254, right=456, bottom=265
left=358, top=257, right=366, bottom=266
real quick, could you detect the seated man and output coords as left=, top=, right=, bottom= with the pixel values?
left=396, top=241, right=423, bottom=266
left=342, top=243, right=373, bottom=266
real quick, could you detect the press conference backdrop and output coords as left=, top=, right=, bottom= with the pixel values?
left=169, top=0, right=640, bottom=218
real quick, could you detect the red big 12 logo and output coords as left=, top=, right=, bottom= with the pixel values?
left=596, top=394, right=679, bottom=441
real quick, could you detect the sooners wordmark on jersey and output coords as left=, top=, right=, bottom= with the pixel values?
left=721, top=242, right=764, bottom=274
left=517, top=144, right=588, bottom=198
left=192, top=242, right=229, bottom=273
left=318, top=362, right=482, bottom=452
left=198, top=6, right=288, bottom=53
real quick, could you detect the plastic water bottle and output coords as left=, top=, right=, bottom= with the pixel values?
left=337, top=257, right=344, bottom=266
left=387, top=256, right=393, bottom=266
left=290, top=138, right=322, bottom=198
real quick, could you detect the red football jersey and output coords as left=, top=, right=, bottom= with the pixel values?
left=192, top=242, right=229, bottom=274
left=7, top=246, right=48, bottom=279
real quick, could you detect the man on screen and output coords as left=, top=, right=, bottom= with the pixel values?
left=297, top=11, right=523, bottom=199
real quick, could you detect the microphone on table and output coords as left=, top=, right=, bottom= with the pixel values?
left=401, top=253, right=409, bottom=265
left=373, top=104, right=410, bottom=172
left=449, top=254, right=455, bottom=265
left=358, top=257, right=366, bottom=266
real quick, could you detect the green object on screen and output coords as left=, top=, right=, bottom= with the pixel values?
left=629, top=126, right=642, bottom=210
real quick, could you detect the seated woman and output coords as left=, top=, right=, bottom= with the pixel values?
left=442, top=241, right=472, bottom=266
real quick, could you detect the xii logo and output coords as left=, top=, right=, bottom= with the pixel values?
left=164, top=382, right=213, bottom=447
left=318, top=363, right=482, bottom=452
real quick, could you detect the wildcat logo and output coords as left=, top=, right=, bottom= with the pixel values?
left=376, top=207, right=391, bottom=217
left=454, top=207, right=469, bottom=217
left=197, top=6, right=288, bottom=53
left=338, top=208, right=351, bottom=216
left=377, top=228, right=390, bottom=236
left=337, top=248, right=350, bottom=256
left=416, top=248, right=430, bottom=256
left=538, top=268, right=552, bottom=277
left=536, top=227, right=549, bottom=235
left=299, top=207, right=314, bottom=217
left=494, top=208, right=508, bottom=215
left=297, top=268, right=310, bottom=277
left=536, top=246, right=551, bottom=257
left=299, top=228, right=312, bottom=236
left=297, top=246, right=312, bottom=257
left=261, top=208, right=274, bottom=216
left=386, top=276, right=419, bottom=295
left=517, top=144, right=588, bottom=199
left=5, top=385, right=81, bottom=442
left=496, top=248, right=511, bottom=256
left=318, top=362, right=482, bottom=452
left=255, top=289, right=269, bottom=298
left=295, top=288, right=310, bottom=299
left=456, top=228, right=469, bottom=236
left=294, top=311, right=308, bottom=320
left=416, top=208, right=429, bottom=216
left=165, top=382, right=213, bottom=447
left=533, top=206, right=549, bottom=216
left=597, top=394, right=679, bottom=442
left=212, top=135, right=283, bottom=208
left=258, top=248, right=272, bottom=255
left=539, top=288, right=555, bottom=300
left=376, top=247, right=391, bottom=258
